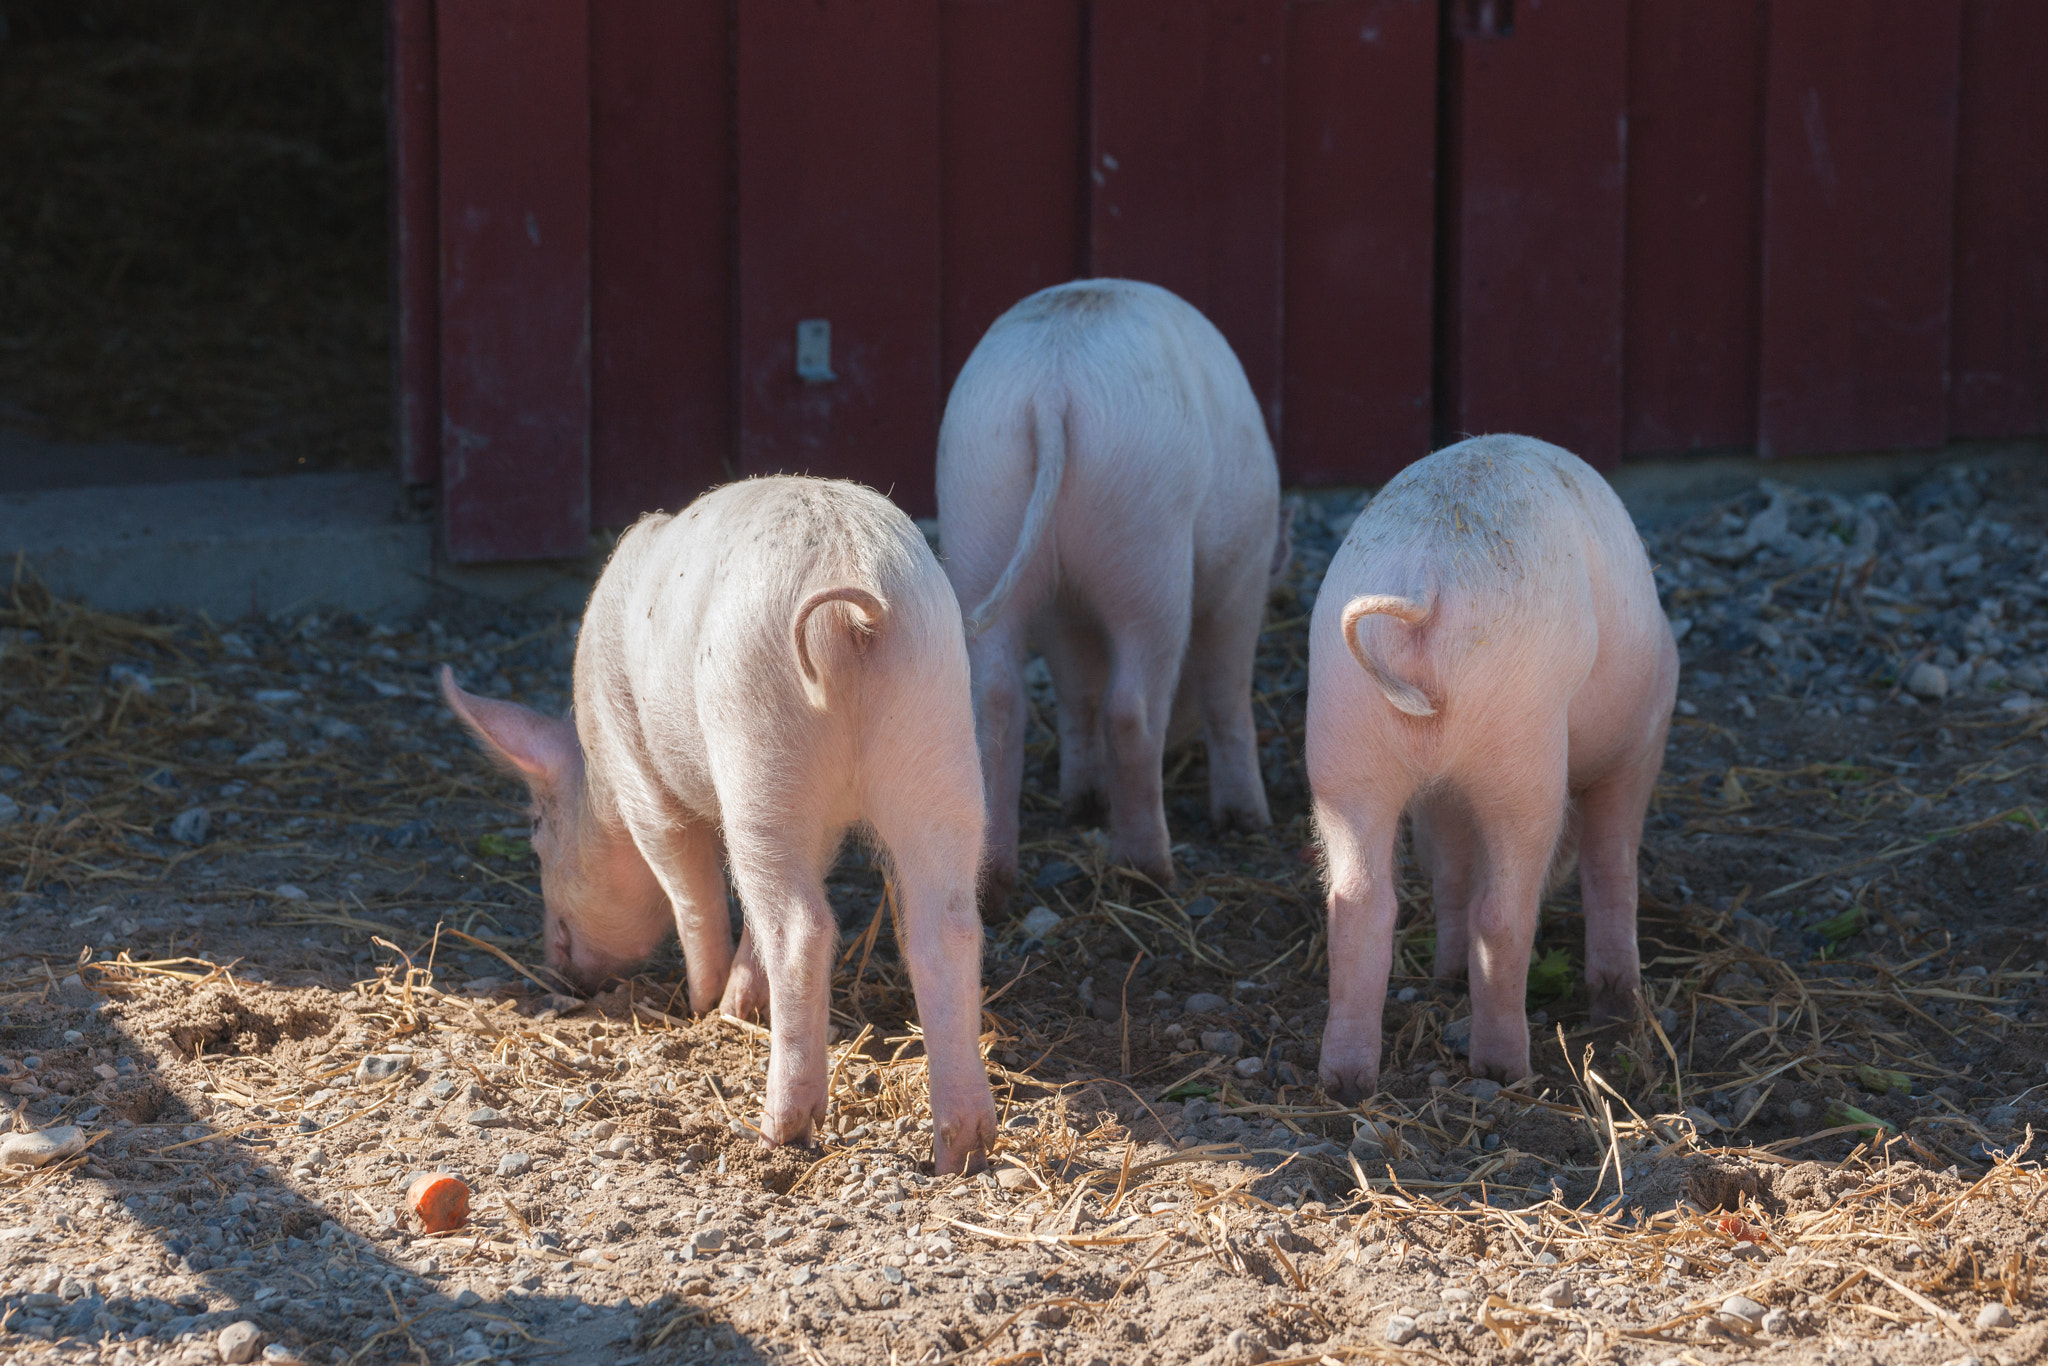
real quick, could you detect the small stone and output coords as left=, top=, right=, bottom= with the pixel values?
left=168, top=807, right=211, bottom=845
left=497, top=1152, right=533, bottom=1177
left=1977, top=1303, right=2015, bottom=1331
left=1200, top=1030, right=1243, bottom=1056
left=236, top=739, right=288, bottom=767
left=691, top=1225, right=726, bottom=1253
left=273, top=883, right=309, bottom=901
left=1760, top=1307, right=1791, bottom=1335
left=0, top=1126, right=86, bottom=1168
left=605, top=1133, right=634, bottom=1156
left=1460, top=1078, right=1501, bottom=1102
left=1184, top=895, right=1218, bottom=919
left=881, top=1265, right=904, bottom=1284
left=1906, top=662, right=1949, bottom=700
left=1537, top=1280, right=1574, bottom=1309
left=1223, top=1327, right=1269, bottom=1363
left=1185, top=992, right=1228, bottom=1015
left=1018, top=905, right=1064, bottom=942
left=996, top=1167, right=1031, bottom=1190
left=1034, top=861, right=1082, bottom=889
left=1443, top=1017, right=1472, bottom=1055
left=218, top=1320, right=266, bottom=1364
left=590, top=1118, right=618, bottom=1142
left=1984, top=1104, right=2020, bottom=1130
left=1395, top=986, right=1420, bottom=1003
left=1428, top=1070, right=1450, bottom=1090
left=429, top=1078, right=459, bottom=1100
left=1718, top=1294, right=1767, bottom=1329
left=356, top=1054, right=411, bottom=1084
left=1787, top=1097, right=1814, bottom=1121
left=1232, top=1056, right=1265, bottom=1078
left=465, top=1107, right=506, bottom=1128
left=1384, top=1314, right=1420, bottom=1345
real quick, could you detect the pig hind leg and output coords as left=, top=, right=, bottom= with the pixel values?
left=863, top=797, right=998, bottom=1176
left=1461, top=739, right=1570, bottom=1083
left=1041, top=614, right=1111, bottom=825
left=1185, top=566, right=1272, bottom=833
left=724, top=843, right=837, bottom=1148
left=1315, top=785, right=1409, bottom=1102
left=1576, top=737, right=1663, bottom=1025
left=967, top=621, right=1029, bottom=915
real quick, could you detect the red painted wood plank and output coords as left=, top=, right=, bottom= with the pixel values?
left=1622, top=0, right=1766, bottom=456
left=590, top=1, right=732, bottom=528
left=735, top=2, right=943, bottom=515
left=387, top=0, right=438, bottom=487
left=1756, top=2, right=1961, bottom=457
left=1089, top=0, right=1287, bottom=433
left=939, top=0, right=1085, bottom=395
left=436, top=1, right=592, bottom=562
left=1440, top=0, right=1628, bottom=467
left=1949, top=0, right=2048, bottom=438
left=1281, top=0, right=1437, bottom=486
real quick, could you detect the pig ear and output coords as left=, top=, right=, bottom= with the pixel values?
left=439, top=665, right=580, bottom=787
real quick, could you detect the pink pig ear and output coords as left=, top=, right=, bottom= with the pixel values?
left=439, top=665, right=580, bottom=786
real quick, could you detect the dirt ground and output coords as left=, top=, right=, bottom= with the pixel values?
left=3, top=458, right=2047, bottom=1366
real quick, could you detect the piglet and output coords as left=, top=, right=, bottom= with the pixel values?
left=441, top=476, right=998, bottom=1172
left=1307, top=435, right=1678, bottom=1098
left=937, top=279, right=1286, bottom=908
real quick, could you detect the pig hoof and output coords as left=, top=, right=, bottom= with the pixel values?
left=1588, top=979, right=1640, bottom=1026
left=931, top=1110, right=998, bottom=1176
left=718, top=973, right=769, bottom=1023
left=1061, top=790, right=1106, bottom=826
left=1319, top=1068, right=1377, bottom=1107
left=977, top=868, right=1016, bottom=922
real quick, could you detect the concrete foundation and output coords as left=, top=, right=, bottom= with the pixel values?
left=2, top=428, right=2040, bottom=622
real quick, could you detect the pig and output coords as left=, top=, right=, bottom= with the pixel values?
left=936, top=279, right=1286, bottom=909
left=1306, top=434, right=1678, bottom=1099
left=439, top=476, right=998, bottom=1173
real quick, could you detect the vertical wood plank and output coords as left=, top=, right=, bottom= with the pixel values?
left=388, top=0, right=438, bottom=487
left=1622, top=0, right=1765, bottom=455
left=1281, top=0, right=1437, bottom=486
left=940, top=0, right=1086, bottom=395
left=589, top=0, right=732, bottom=528
left=1090, top=0, right=1287, bottom=432
left=1441, top=0, right=1628, bottom=467
left=736, top=1, right=943, bottom=515
left=437, top=0, right=591, bottom=562
left=1949, top=0, right=2048, bottom=438
left=1756, top=1, right=1962, bottom=456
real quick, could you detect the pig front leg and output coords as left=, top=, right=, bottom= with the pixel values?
left=641, top=819, right=742, bottom=1016
left=1576, top=739, right=1664, bottom=1026
left=1411, top=796, right=1478, bottom=985
left=1187, top=569, right=1271, bottom=833
left=1315, top=794, right=1404, bottom=1102
left=719, top=926, right=770, bottom=1022
left=1463, top=750, right=1569, bottom=1084
left=968, top=623, right=1029, bottom=916
left=1041, top=621, right=1110, bottom=825
left=1100, top=604, right=1190, bottom=887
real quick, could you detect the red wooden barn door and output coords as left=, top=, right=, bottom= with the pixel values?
left=435, top=1, right=592, bottom=562
left=1755, top=1, right=1963, bottom=457
left=1282, top=0, right=1439, bottom=485
left=1438, top=0, right=1629, bottom=469
left=735, top=2, right=944, bottom=514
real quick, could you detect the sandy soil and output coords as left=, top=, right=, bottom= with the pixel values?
left=2, top=460, right=2047, bottom=1366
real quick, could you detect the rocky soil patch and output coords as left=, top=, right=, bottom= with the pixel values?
left=1, top=454, right=2046, bottom=1366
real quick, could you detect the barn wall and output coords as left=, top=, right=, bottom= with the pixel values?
left=393, top=0, right=2048, bottom=562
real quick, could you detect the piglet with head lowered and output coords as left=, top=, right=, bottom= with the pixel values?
left=1308, top=435, right=1678, bottom=1098
left=440, top=476, right=997, bottom=1173
left=937, top=279, right=1286, bottom=908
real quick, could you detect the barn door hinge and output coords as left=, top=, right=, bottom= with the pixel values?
left=1450, top=0, right=1513, bottom=41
